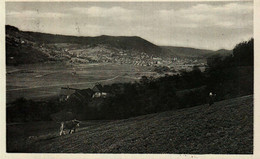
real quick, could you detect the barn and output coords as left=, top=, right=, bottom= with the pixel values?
left=59, top=87, right=77, bottom=102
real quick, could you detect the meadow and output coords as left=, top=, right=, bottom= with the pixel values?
left=6, top=62, right=156, bottom=104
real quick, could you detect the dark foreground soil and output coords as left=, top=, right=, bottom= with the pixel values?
left=7, top=95, right=253, bottom=153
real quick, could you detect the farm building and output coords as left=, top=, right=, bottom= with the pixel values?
left=92, top=84, right=103, bottom=93
left=68, top=88, right=95, bottom=103
left=92, top=84, right=109, bottom=98
left=60, top=88, right=96, bottom=120
left=59, top=87, right=77, bottom=102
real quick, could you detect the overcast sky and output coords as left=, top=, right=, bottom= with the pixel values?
left=6, top=1, right=253, bottom=50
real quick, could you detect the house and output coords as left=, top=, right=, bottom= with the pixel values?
left=68, top=88, right=95, bottom=103
left=92, top=84, right=103, bottom=93
left=59, top=87, right=78, bottom=102
left=59, top=88, right=96, bottom=118
left=92, top=84, right=108, bottom=98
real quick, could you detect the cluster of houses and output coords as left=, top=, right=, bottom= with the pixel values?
left=38, top=43, right=188, bottom=68
left=66, top=47, right=170, bottom=67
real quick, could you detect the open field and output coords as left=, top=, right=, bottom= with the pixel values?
left=6, top=63, right=158, bottom=104
left=7, top=95, right=253, bottom=153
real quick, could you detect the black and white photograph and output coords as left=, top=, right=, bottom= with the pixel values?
left=4, top=0, right=255, bottom=155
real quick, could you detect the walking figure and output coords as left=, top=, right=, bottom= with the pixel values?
left=209, top=92, right=216, bottom=106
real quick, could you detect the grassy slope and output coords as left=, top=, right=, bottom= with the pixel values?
left=7, top=95, right=253, bottom=153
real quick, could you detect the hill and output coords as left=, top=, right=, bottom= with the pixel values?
left=162, top=46, right=232, bottom=59
left=6, top=25, right=230, bottom=65
left=6, top=25, right=163, bottom=65
left=23, top=33, right=163, bottom=56
left=7, top=95, right=253, bottom=153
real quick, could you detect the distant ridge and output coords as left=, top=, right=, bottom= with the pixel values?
left=161, top=46, right=232, bottom=59
left=6, top=25, right=231, bottom=65
left=9, top=26, right=163, bottom=56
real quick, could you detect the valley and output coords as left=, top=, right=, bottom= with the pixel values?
left=6, top=25, right=221, bottom=104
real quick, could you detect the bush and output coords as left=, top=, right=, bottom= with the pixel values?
left=7, top=97, right=63, bottom=122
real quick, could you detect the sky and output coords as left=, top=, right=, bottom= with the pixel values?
left=6, top=1, right=253, bottom=50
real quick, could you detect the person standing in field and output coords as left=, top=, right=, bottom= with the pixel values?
left=209, top=92, right=216, bottom=106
